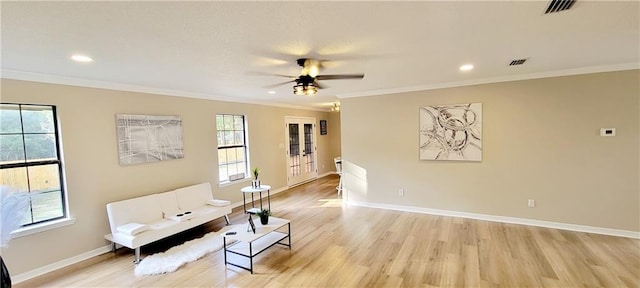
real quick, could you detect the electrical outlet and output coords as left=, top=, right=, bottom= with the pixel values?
left=528, top=199, right=535, bottom=208
left=399, top=189, right=404, bottom=197
left=600, top=128, right=616, bottom=137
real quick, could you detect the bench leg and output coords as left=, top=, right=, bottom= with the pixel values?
left=134, top=247, right=141, bottom=264
left=111, top=242, right=116, bottom=253
left=224, top=215, right=231, bottom=225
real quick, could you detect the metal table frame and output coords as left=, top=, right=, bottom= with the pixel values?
left=223, top=219, right=291, bottom=274
left=241, top=185, right=271, bottom=213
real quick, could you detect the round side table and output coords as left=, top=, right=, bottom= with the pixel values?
left=240, top=185, right=271, bottom=214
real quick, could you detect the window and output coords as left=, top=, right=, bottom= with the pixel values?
left=0, top=103, right=67, bottom=226
left=216, top=114, right=249, bottom=183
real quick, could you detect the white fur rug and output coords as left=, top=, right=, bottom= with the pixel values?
left=134, top=226, right=236, bottom=276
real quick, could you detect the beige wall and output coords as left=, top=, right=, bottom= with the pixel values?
left=328, top=111, right=342, bottom=161
left=341, top=70, right=639, bottom=232
left=0, top=79, right=339, bottom=275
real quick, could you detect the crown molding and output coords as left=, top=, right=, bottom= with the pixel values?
left=338, top=62, right=640, bottom=98
left=3, top=62, right=637, bottom=107
left=0, top=69, right=327, bottom=112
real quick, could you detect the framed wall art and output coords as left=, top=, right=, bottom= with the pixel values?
left=320, top=120, right=327, bottom=135
left=419, top=103, right=482, bottom=161
left=116, top=114, right=184, bottom=165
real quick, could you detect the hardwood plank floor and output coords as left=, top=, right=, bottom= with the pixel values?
left=15, top=175, right=640, bottom=287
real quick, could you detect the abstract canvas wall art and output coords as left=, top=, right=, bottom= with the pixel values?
left=419, top=103, right=482, bottom=161
left=116, top=114, right=184, bottom=165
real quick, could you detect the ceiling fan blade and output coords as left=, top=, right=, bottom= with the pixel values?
left=247, top=71, right=297, bottom=79
left=316, top=74, right=364, bottom=80
left=263, top=79, right=296, bottom=89
left=315, top=81, right=328, bottom=89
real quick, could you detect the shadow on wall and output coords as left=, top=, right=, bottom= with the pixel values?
left=342, top=160, right=368, bottom=203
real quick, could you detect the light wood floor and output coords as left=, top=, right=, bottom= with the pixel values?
left=16, top=175, right=640, bottom=287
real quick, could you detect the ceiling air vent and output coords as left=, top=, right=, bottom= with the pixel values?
left=544, top=0, right=576, bottom=14
left=509, top=59, right=528, bottom=66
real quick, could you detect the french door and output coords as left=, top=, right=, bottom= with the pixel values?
left=285, top=117, right=318, bottom=187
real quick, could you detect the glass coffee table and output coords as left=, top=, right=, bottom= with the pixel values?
left=223, top=216, right=291, bottom=274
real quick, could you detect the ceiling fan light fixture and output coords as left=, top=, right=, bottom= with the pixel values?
left=307, top=85, right=318, bottom=95
left=293, top=84, right=305, bottom=95
left=293, top=83, right=317, bottom=96
left=274, top=58, right=363, bottom=95
left=308, top=65, right=320, bottom=78
left=459, top=64, right=474, bottom=71
left=71, top=54, right=93, bottom=63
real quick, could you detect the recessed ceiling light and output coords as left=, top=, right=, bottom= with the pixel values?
left=71, top=54, right=93, bottom=63
left=268, top=90, right=276, bottom=94
left=459, top=64, right=474, bottom=71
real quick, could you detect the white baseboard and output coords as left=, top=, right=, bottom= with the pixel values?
left=348, top=201, right=640, bottom=239
left=318, top=171, right=337, bottom=178
left=12, top=244, right=113, bottom=284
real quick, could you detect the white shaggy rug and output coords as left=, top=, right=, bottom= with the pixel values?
left=134, top=226, right=237, bottom=276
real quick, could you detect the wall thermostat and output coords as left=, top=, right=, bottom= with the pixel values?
left=600, top=128, right=616, bottom=137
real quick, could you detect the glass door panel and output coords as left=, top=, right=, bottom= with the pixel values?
left=303, top=123, right=314, bottom=174
left=288, top=123, right=301, bottom=177
left=285, top=117, right=317, bottom=186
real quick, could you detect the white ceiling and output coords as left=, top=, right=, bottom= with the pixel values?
left=1, top=1, right=638, bottom=111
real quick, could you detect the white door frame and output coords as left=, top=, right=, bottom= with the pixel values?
left=284, top=116, right=318, bottom=187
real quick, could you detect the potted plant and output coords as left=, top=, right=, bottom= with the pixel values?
left=256, top=209, right=271, bottom=225
left=251, top=167, right=260, bottom=188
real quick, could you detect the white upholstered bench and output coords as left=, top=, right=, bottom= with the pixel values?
left=105, top=183, right=232, bottom=263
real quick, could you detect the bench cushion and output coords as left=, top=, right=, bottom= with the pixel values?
left=174, top=183, right=213, bottom=211
left=117, top=223, right=149, bottom=236
left=207, top=199, right=231, bottom=206
left=105, top=182, right=232, bottom=250
left=106, top=194, right=162, bottom=235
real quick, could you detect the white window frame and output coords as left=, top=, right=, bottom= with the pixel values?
left=1, top=103, right=74, bottom=237
left=216, top=114, right=250, bottom=185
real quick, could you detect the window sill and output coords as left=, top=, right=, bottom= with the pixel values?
left=218, top=177, right=252, bottom=188
left=11, top=217, right=76, bottom=239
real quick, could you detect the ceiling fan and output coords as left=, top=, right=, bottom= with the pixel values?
left=266, top=58, right=364, bottom=96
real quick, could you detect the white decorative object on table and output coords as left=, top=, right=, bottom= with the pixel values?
left=251, top=167, right=261, bottom=188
